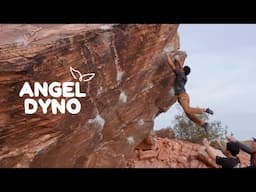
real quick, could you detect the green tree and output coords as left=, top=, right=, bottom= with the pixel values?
left=172, top=107, right=228, bottom=143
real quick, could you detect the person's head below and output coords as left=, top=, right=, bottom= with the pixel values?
left=226, top=141, right=240, bottom=157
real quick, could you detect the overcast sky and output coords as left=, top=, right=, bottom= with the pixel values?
left=154, top=24, right=256, bottom=141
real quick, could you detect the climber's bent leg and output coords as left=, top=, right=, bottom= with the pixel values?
left=178, top=92, right=204, bottom=114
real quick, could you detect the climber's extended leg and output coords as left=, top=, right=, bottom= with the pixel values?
left=178, top=92, right=204, bottom=115
left=178, top=92, right=213, bottom=134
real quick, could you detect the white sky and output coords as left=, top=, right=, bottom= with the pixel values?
left=154, top=24, right=256, bottom=140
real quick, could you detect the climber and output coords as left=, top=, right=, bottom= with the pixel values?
left=202, top=138, right=241, bottom=168
left=165, top=52, right=214, bottom=133
left=226, top=136, right=256, bottom=168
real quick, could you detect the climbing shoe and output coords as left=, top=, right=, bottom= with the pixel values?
left=205, top=108, right=214, bottom=115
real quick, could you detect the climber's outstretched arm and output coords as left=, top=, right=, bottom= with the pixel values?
left=177, top=59, right=183, bottom=70
left=216, top=138, right=227, bottom=154
left=202, top=138, right=217, bottom=160
left=166, top=53, right=176, bottom=71
left=227, top=136, right=253, bottom=154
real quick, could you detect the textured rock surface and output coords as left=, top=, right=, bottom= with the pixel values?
left=0, top=24, right=181, bottom=167
left=127, top=137, right=250, bottom=168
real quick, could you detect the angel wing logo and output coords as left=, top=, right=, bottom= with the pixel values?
left=70, top=67, right=95, bottom=82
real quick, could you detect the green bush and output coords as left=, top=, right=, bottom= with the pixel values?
left=172, top=107, right=228, bottom=143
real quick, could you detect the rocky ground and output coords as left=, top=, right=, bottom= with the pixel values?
left=127, top=135, right=250, bottom=168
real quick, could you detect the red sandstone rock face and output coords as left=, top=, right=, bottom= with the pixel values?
left=0, top=24, right=181, bottom=167
left=127, top=137, right=250, bottom=168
